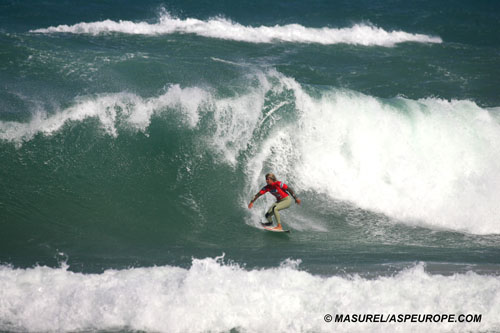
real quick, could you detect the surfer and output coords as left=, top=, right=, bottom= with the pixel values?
left=248, top=173, right=301, bottom=230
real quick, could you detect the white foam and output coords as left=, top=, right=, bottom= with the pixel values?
left=0, top=258, right=498, bottom=332
left=31, top=11, right=442, bottom=47
left=243, top=72, right=500, bottom=235
left=296, top=94, right=500, bottom=234
left=208, top=75, right=269, bottom=166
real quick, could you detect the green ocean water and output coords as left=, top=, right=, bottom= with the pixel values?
left=1, top=1, right=500, bottom=332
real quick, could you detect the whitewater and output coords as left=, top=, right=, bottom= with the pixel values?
left=1, top=256, right=498, bottom=333
left=31, top=11, right=442, bottom=47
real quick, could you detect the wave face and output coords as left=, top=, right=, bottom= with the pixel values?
left=31, top=11, right=442, bottom=47
left=1, top=257, right=499, bottom=333
left=2, top=71, right=499, bottom=235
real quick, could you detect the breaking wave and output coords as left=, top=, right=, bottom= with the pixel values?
left=0, top=256, right=498, bottom=333
left=31, top=11, right=442, bottom=47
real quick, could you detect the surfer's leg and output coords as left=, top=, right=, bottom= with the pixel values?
left=265, top=204, right=276, bottom=224
left=272, top=196, right=292, bottom=227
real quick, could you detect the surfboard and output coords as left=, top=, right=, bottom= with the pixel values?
left=261, top=223, right=290, bottom=233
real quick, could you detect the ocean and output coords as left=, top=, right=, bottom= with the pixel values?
left=1, top=0, right=500, bottom=332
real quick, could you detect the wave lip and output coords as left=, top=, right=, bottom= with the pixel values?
left=0, top=85, right=210, bottom=143
left=30, top=12, right=442, bottom=47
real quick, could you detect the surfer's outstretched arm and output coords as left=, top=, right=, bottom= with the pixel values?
left=248, top=193, right=262, bottom=209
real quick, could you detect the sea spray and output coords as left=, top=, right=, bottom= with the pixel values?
left=0, top=85, right=210, bottom=143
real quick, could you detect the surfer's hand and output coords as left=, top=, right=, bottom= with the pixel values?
left=248, top=202, right=254, bottom=209
left=295, top=198, right=301, bottom=205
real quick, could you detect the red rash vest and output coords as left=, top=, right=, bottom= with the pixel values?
left=259, top=181, right=290, bottom=201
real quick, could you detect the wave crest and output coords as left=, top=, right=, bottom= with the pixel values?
left=31, top=11, right=442, bottom=47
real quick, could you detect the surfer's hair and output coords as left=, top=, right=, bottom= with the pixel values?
left=265, top=173, right=277, bottom=181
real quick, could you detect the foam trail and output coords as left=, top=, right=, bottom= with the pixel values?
left=0, top=258, right=498, bottom=333
left=31, top=11, right=442, bottom=47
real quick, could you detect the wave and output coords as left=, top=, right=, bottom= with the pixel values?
left=290, top=93, right=500, bottom=235
left=0, top=256, right=498, bottom=333
left=30, top=11, right=442, bottom=47
left=0, top=85, right=210, bottom=142
left=0, top=82, right=263, bottom=166
left=2, top=71, right=500, bottom=235
left=243, top=73, right=500, bottom=235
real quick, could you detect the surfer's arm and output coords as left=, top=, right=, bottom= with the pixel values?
left=286, top=186, right=301, bottom=204
left=248, top=192, right=263, bottom=209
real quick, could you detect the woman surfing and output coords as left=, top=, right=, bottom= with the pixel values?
left=248, top=173, right=301, bottom=231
